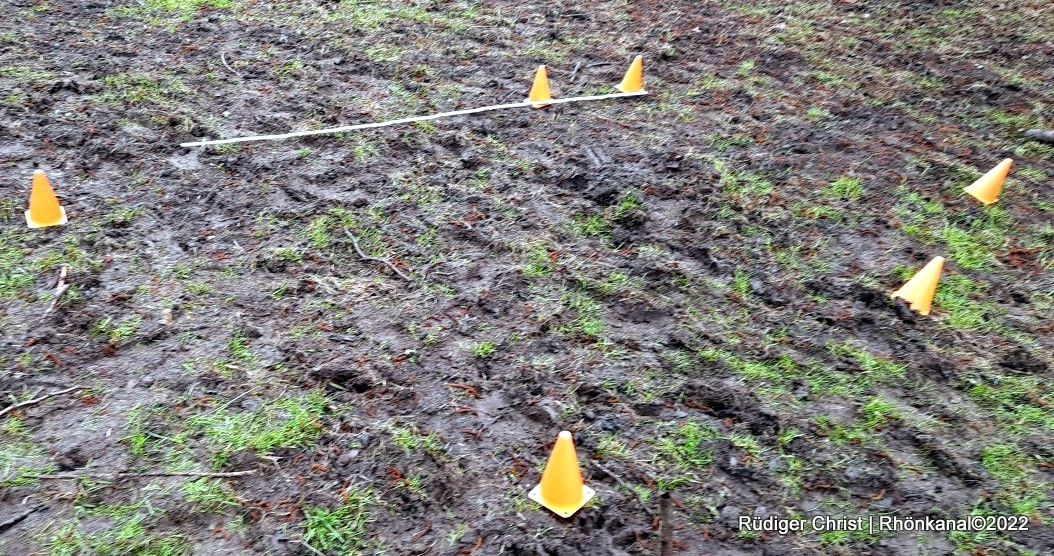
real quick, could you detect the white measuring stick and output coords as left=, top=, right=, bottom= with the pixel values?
left=179, top=90, right=648, bottom=148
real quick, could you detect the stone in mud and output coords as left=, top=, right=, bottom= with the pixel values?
left=684, top=380, right=781, bottom=437
left=522, top=403, right=558, bottom=426
left=54, top=446, right=89, bottom=471
left=336, top=449, right=360, bottom=468
left=575, top=382, right=608, bottom=402
left=1024, top=129, right=1054, bottom=144
left=749, top=276, right=789, bottom=307
left=842, top=463, right=895, bottom=490
left=546, top=544, right=583, bottom=556
left=1018, top=435, right=1054, bottom=460
left=596, top=415, right=623, bottom=432
left=223, top=450, right=260, bottom=471
left=633, top=402, right=664, bottom=417
left=718, top=504, right=742, bottom=526
left=915, top=441, right=982, bottom=487
left=584, top=184, right=619, bottom=205
left=999, top=346, right=1048, bottom=374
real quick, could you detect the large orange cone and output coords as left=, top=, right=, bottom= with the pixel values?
left=963, top=158, right=1012, bottom=204
left=891, top=256, right=945, bottom=316
left=528, top=431, right=595, bottom=517
left=526, top=65, right=552, bottom=108
left=26, top=170, right=68, bottom=228
left=616, top=55, right=644, bottom=93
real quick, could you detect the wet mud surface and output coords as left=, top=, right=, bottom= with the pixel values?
left=1, top=1, right=1053, bottom=555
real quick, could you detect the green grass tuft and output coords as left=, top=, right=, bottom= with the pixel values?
left=822, top=176, right=863, bottom=201
left=660, top=421, right=717, bottom=469
left=188, top=391, right=329, bottom=466
left=933, top=275, right=999, bottom=331
left=182, top=478, right=241, bottom=513
left=302, top=488, right=379, bottom=555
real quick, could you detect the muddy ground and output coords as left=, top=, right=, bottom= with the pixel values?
left=1, top=1, right=1053, bottom=555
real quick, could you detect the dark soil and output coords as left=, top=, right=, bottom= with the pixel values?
left=1, top=1, right=1052, bottom=555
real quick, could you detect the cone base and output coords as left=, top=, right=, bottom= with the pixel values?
left=615, top=86, right=648, bottom=94
left=525, top=97, right=551, bottom=109
left=890, top=291, right=932, bottom=316
left=528, top=483, right=595, bottom=518
left=25, top=206, right=68, bottom=229
left=963, top=187, right=998, bottom=205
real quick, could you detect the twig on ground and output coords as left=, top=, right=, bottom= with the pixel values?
left=296, top=540, right=326, bottom=556
left=181, top=91, right=646, bottom=147
left=220, top=52, right=241, bottom=77
left=0, top=385, right=85, bottom=419
left=24, top=469, right=257, bottom=480
left=0, top=505, right=44, bottom=534
left=209, top=385, right=261, bottom=416
left=590, top=459, right=654, bottom=517
left=40, top=265, right=70, bottom=320
left=1025, top=129, right=1054, bottom=144
left=569, top=61, right=582, bottom=82
left=659, top=492, right=673, bottom=556
left=344, top=229, right=412, bottom=281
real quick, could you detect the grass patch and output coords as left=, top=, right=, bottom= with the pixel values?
left=939, top=224, right=1000, bottom=270
left=659, top=421, right=717, bottom=469
left=933, top=275, right=999, bottom=331
left=90, top=315, right=142, bottom=343
left=705, top=133, right=753, bottom=153
left=148, top=0, right=233, bottom=8
left=1, top=418, right=57, bottom=487
left=0, top=231, right=36, bottom=298
left=558, top=290, right=609, bottom=342
left=978, top=443, right=1049, bottom=517
left=967, top=374, right=1054, bottom=434
left=714, top=160, right=774, bottom=203
left=0, top=231, right=95, bottom=299
left=182, top=478, right=240, bottom=513
left=47, top=518, right=189, bottom=556
left=822, top=176, right=863, bottom=201
left=0, top=65, right=54, bottom=85
left=805, top=106, right=830, bottom=120
left=471, top=340, right=495, bottom=358
left=860, top=397, right=903, bottom=430
left=895, top=187, right=944, bottom=236
left=302, top=488, right=379, bottom=554
left=327, top=1, right=475, bottom=30
left=188, top=391, right=329, bottom=466
left=568, top=212, right=611, bottom=239
left=94, top=72, right=187, bottom=105
left=814, top=414, right=873, bottom=446
left=389, top=423, right=445, bottom=457
left=46, top=494, right=189, bottom=556
left=827, top=341, right=907, bottom=380
left=520, top=241, right=553, bottom=278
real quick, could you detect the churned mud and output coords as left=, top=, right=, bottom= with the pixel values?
left=1, top=1, right=1052, bottom=555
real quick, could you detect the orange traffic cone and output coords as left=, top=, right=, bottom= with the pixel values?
left=26, top=170, right=68, bottom=228
left=528, top=431, right=595, bottom=517
left=891, top=256, right=945, bottom=316
left=616, top=55, right=644, bottom=93
left=526, top=65, right=552, bottom=108
left=963, top=158, right=1012, bottom=204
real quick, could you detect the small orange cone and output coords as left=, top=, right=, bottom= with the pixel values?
left=963, top=158, right=1012, bottom=205
left=528, top=431, right=595, bottom=517
left=616, top=55, right=644, bottom=93
left=891, top=256, right=945, bottom=316
left=526, top=65, right=552, bottom=108
left=26, top=170, right=68, bottom=229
